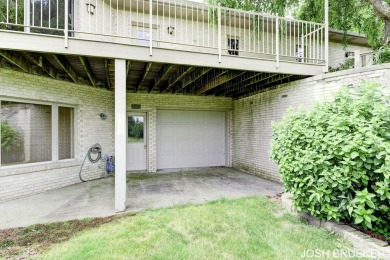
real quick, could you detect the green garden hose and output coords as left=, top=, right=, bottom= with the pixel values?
left=78, top=143, right=102, bottom=182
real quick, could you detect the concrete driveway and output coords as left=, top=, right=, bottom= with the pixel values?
left=0, top=167, right=283, bottom=229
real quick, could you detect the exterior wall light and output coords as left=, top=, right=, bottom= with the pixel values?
left=167, top=26, right=175, bottom=35
left=100, top=113, right=107, bottom=120
left=86, top=3, right=96, bottom=15
left=345, top=51, right=354, bottom=58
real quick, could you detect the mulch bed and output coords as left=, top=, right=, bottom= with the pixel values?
left=0, top=213, right=134, bottom=259
left=345, top=222, right=390, bottom=245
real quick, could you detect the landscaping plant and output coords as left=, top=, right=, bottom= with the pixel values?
left=271, top=82, right=390, bottom=240
left=1, top=121, right=20, bottom=150
left=374, top=45, right=390, bottom=65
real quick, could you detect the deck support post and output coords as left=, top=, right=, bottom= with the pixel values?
left=64, top=0, right=69, bottom=48
left=324, top=0, right=329, bottom=72
left=115, top=59, right=127, bottom=212
left=23, top=0, right=30, bottom=33
left=354, top=50, right=361, bottom=69
left=276, top=15, right=279, bottom=69
left=218, top=4, right=222, bottom=63
left=149, top=0, right=153, bottom=56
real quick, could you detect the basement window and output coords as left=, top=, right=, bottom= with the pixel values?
left=0, top=99, right=75, bottom=168
left=228, top=38, right=239, bottom=56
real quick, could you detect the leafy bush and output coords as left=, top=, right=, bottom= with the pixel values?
left=271, top=82, right=390, bottom=239
left=328, top=58, right=354, bottom=72
left=1, top=121, right=20, bottom=150
left=374, top=45, right=390, bottom=65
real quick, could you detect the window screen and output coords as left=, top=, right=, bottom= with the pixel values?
left=1, top=101, right=52, bottom=166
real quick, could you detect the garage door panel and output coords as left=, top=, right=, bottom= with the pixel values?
left=157, top=110, right=174, bottom=124
left=177, top=140, right=193, bottom=153
left=158, top=155, right=177, bottom=169
left=176, top=111, right=193, bottom=124
left=191, top=111, right=206, bottom=124
left=206, top=154, right=225, bottom=166
left=158, top=140, right=176, bottom=154
left=206, top=139, right=225, bottom=153
left=159, top=125, right=177, bottom=139
left=192, top=140, right=206, bottom=153
left=192, top=155, right=206, bottom=167
left=206, top=125, right=224, bottom=138
left=205, top=111, right=224, bottom=124
left=176, top=155, right=194, bottom=167
left=157, top=110, right=226, bottom=169
left=177, top=126, right=192, bottom=138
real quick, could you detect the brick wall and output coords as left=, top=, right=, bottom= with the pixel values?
left=232, top=64, right=390, bottom=182
left=0, top=69, right=232, bottom=201
left=126, top=93, right=233, bottom=172
left=328, top=41, right=372, bottom=68
left=0, top=68, right=115, bottom=201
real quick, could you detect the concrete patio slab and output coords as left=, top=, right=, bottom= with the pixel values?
left=0, top=167, right=283, bottom=229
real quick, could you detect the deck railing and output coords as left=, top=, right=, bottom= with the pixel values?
left=0, top=0, right=327, bottom=66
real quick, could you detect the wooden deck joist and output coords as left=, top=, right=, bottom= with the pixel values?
left=150, top=64, right=174, bottom=93
left=136, top=62, right=153, bottom=92
left=79, top=56, right=97, bottom=87
left=0, top=50, right=31, bottom=73
left=53, top=54, right=79, bottom=84
left=21, top=52, right=57, bottom=79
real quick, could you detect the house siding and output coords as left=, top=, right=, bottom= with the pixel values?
left=328, top=41, right=372, bottom=68
left=75, top=0, right=324, bottom=62
left=0, top=69, right=232, bottom=202
left=232, top=64, right=390, bottom=182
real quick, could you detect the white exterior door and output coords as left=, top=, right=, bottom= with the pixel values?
left=157, top=110, right=226, bottom=169
left=126, top=114, right=147, bottom=171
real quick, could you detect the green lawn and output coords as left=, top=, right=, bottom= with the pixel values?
left=40, top=197, right=351, bottom=260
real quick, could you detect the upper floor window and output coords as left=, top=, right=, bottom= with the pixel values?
left=0, top=99, right=75, bottom=167
left=228, top=38, right=239, bottom=56
left=134, top=25, right=158, bottom=46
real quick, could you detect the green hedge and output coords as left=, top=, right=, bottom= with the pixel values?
left=1, top=121, right=20, bottom=150
left=271, top=82, right=390, bottom=239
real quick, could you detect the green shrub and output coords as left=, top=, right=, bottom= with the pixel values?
left=1, top=121, right=20, bottom=150
left=374, top=45, right=390, bottom=65
left=271, top=82, right=390, bottom=239
left=328, top=58, right=355, bottom=72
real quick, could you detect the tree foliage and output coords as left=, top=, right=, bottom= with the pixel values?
left=271, top=82, right=390, bottom=239
left=1, top=121, right=20, bottom=150
left=208, top=0, right=390, bottom=48
left=294, top=0, right=388, bottom=48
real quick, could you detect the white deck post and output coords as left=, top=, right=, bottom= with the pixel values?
left=324, top=0, right=329, bottom=72
left=149, top=0, right=153, bottom=56
left=218, top=4, right=222, bottom=63
left=276, top=15, right=279, bottom=69
left=354, top=50, right=361, bottom=68
left=23, top=0, right=30, bottom=33
left=64, top=0, right=69, bottom=48
left=115, top=59, right=127, bottom=212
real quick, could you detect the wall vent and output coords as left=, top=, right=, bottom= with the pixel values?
left=131, top=104, right=142, bottom=109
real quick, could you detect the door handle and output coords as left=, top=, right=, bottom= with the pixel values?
left=144, top=144, right=147, bottom=149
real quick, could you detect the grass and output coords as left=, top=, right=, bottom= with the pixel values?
left=0, top=215, right=126, bottom=259
left=128, top=137, right=144, bottom=143
left=32, top=197, right=352, bottom=260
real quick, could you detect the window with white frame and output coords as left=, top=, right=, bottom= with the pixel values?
left=134, top=26, right=158, bottom=46
left=0, top=99, right=75, bottom=167
left=228, top=37, right=239, bottom=56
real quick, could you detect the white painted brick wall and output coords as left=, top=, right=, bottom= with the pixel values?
left=329, top=41, right=372, bottom=68
left=232, top=64, right=390, bottom=182
left=126, top=93, right=233, bottom=172
left=0, top=69, right=232, bottom=201
left=0, top=68, right=115, bottom=202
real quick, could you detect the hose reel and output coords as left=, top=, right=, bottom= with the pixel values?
left=78, top=143, right=102, bottom=182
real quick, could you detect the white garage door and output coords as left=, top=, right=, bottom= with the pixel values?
left=157, top=110, right=226, bottom=169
